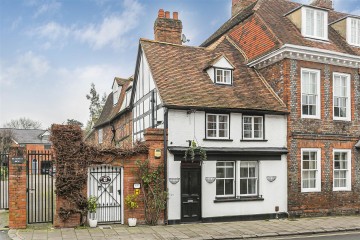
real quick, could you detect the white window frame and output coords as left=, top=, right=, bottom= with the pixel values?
left=301, top=68, right=321, bottom=119
left=215, top=68, right=232, bottom=85
left=98, top=128, right=103, bottom=144
left=301, top=7, right=328, bottom=41
left=242, top=116, right=264, bottom=140
left=333, top=149, right=351, bottom=191
left=333, top=73, right=351, bottom=121
left=216, top=161, right=235, bottom=197
left=206, top=113, right=230, bottom=139
left=239, top=161, right=259, bottom=197
left=346, top=17, right=360, bottom=47
left=301, top=148, right=321, bottom=192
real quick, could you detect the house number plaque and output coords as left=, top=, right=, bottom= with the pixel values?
left=99, top=175, right=111, bottom=184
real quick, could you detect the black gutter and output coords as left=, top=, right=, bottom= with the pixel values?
left=163, top=107, right=168, bottom=225
left=163, top=105, right=289, bottom=115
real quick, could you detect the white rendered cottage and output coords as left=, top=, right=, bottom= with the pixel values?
left=130, top=10, right=288, bottom=224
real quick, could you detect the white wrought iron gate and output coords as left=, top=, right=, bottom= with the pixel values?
left=88, top=165, right=122, bottom=224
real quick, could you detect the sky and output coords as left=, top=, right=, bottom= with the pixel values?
left=0, top=0, right=359, bottom=129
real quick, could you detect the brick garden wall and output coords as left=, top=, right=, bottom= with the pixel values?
left=53, top=127, right=165, bottom=228
left=260, top=59, right=360, bottom=216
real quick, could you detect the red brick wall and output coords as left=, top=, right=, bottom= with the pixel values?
left=54, top=128, right=165, bottom=228
left=8, top=147, right=27, bottom=229
left=260, top=59, right=360, bottom=216
left=229, top=14, right=278, bottom=61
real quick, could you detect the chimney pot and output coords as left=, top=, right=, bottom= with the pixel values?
left=232, top=0, right=257, bottom=16
left=173, top=12, right=178, bottom=20
left=158, top=9, right=165, bottom=18
left=310, top=0, right=334, bottom=10
left=165, top=11, right=170, bottom=18
left=154, top=10, right=183, bottom=45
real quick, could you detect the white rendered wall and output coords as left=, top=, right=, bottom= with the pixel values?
left=166, top=109, right=287, bottom=221
left=167, top=110, right=287, bottom=148
left=133, top=49, right=164, bottom=141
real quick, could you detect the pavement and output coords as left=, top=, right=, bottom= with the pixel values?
left=1, top=215, right=359, bottom=240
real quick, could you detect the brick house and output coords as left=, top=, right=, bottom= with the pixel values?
left=131, top=9, right=289, bottom=223
left=200, top=0, right=360, bottom=216
left=85, top=77, right=133, bottom=148
left=0, top=128, right=52, bottom=152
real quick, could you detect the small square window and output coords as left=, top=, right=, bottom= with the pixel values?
left=206, top=114, right=229, bottom=139
left=242, top=116, right=263, bottom=140
left=215, top=69, right=232, bottom=85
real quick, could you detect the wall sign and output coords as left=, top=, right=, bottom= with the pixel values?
left=133, top=183, right=141, bottom=189
left=99, top=175, right=111, bottom=184
left=11, top=157, right=25, bottom=164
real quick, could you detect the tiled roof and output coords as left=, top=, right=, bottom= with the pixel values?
left=0, top=128, right=51, bottom=144
left=201, top=0, right=360, bottom=60
left=200, top=1, right=257, bottom=47
left=94, top=78, right=133, bottom=128
left=140, top=38, right=287, bottom=113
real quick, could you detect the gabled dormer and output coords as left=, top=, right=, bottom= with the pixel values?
left=331, top=16, right=360, bottom=47
left=205, top=55, right=234, bottom=85
left=287, top=5, right=329, bottom=41
left=112, top=78, right=122, bottom=105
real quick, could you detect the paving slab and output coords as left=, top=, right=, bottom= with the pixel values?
left=5, top=215, right=360, bottom=240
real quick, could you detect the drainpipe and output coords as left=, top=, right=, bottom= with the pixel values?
left=163, top=107, right=168, bottom=224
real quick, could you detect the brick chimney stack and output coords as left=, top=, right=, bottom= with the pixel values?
left=232, top=0, right=257, bottom=17
left=154, top=9, right=183, bottom=45
left=310, top=0, right=334, bottom=10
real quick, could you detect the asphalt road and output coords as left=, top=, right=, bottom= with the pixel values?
left=256, top=231, right=360, bottom=240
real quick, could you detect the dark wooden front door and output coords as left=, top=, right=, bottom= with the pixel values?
left=181, top=165, right=201, bottom=222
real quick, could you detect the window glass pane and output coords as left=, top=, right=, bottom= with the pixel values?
left=240, top=166, right=248, bottom=177
left=316, top=11, right=324, bottom=38
left=240, top=180, right=247, bottom=195
left=248, top=179, right=257, bottom=194
left=226, top=167, right=233, bottom=178
left=216, top=167, right=224, bottom=178
left=216, top=180, right=224, bottom=195
left=306, top=9, right=314, bottom=36
left=243, top=117, right=252, bottom=124
left=224, top=70, right=231, bottom=83
left=225, top=180, right=233, bottom=195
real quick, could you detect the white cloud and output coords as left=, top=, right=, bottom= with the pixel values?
left=0, top=51, right=121, bottom=128
left=34, top=1, right=61, bottom=18
left=33, top=21, right=70, bottom=40
left=11, top=17, right=22, bottom=30
left=0, top=51, right=49, bottom=85
left=29, top=0, right=143, bottom=50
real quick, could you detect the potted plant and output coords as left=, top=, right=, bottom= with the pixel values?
left=184, top=140, right=207, bottom=162
left=87, top=196, right=98, bottom=228
left=125, top=193, right=139, bottom=227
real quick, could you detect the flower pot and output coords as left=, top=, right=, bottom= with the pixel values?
left=89, top=218, right=98, bottom=228
left=128, top=218, right=137, bottom=227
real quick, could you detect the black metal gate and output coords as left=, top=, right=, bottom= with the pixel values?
left=27, top=151, right=54, bottom=224
left=0, top=153, right=9, bottom=210
left=88, top=166, right=122, bottom=224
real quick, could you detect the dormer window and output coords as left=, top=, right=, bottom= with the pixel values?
left=302, top=7, right=328, bottom=40
left=347, top=17, right=360, bottom=46
left=206, top=55, right=234, bottom=86
left=215, top=68, right=232, bottom=85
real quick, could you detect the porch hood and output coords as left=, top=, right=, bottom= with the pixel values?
left=168, top=146, right=288, bottom=161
